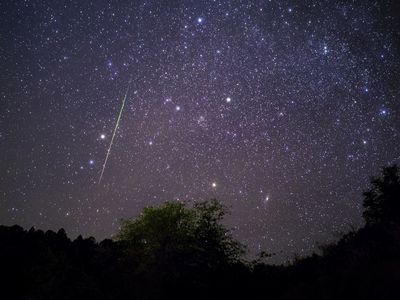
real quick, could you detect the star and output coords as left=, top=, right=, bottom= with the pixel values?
left=2, top=0, right=399, bottom=264
left=379, top=108, right=388, bottom=116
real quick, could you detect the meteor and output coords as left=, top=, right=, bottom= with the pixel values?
left=98, top=84, right=130, bottom=184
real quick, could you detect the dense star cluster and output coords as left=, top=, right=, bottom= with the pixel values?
left=1, top=0, right=399, bottom=261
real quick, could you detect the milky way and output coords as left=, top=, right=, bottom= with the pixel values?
left=1, top=0, right=399, bottom=261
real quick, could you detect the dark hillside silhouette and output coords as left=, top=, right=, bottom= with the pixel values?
left=0, top=165, right=399, bottom=299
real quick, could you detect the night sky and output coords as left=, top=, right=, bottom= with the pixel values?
left=1, top=0, right=399, bottom=261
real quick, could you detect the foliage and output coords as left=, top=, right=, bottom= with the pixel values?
left=114, top=200, right=245, bottom=271
left=363, top=164, right=400, bottom=225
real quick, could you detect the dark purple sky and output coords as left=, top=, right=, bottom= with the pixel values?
left=1, top=0, right=399, bottom=261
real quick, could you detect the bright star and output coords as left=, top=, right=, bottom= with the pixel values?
left=212, top=182, right=217, bottom=188
left=176, top=105, right=181, bottom=111
left=197, top=17, right=204, bottom=24
left=379, top=108, right=388, bottom=116
left=226, top=97, right=232, bottom=103
left=89, top=159, right=94, bottom=165
left=100, top=134, right=106, bottom=140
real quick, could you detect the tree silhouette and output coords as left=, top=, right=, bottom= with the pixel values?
left=115, top=199, right=244, bottom=269
left=363, top=165, right=400, bottom=225
left=113, top=199, right=246, bottom=299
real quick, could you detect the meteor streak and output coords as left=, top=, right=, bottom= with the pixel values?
left=98, top=84, right=130, bottom=184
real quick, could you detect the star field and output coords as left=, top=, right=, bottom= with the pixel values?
left=0, top=0, right=399, bottom=261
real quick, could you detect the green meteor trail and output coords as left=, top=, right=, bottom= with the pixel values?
left=98, top=85, right=130, bottom=184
